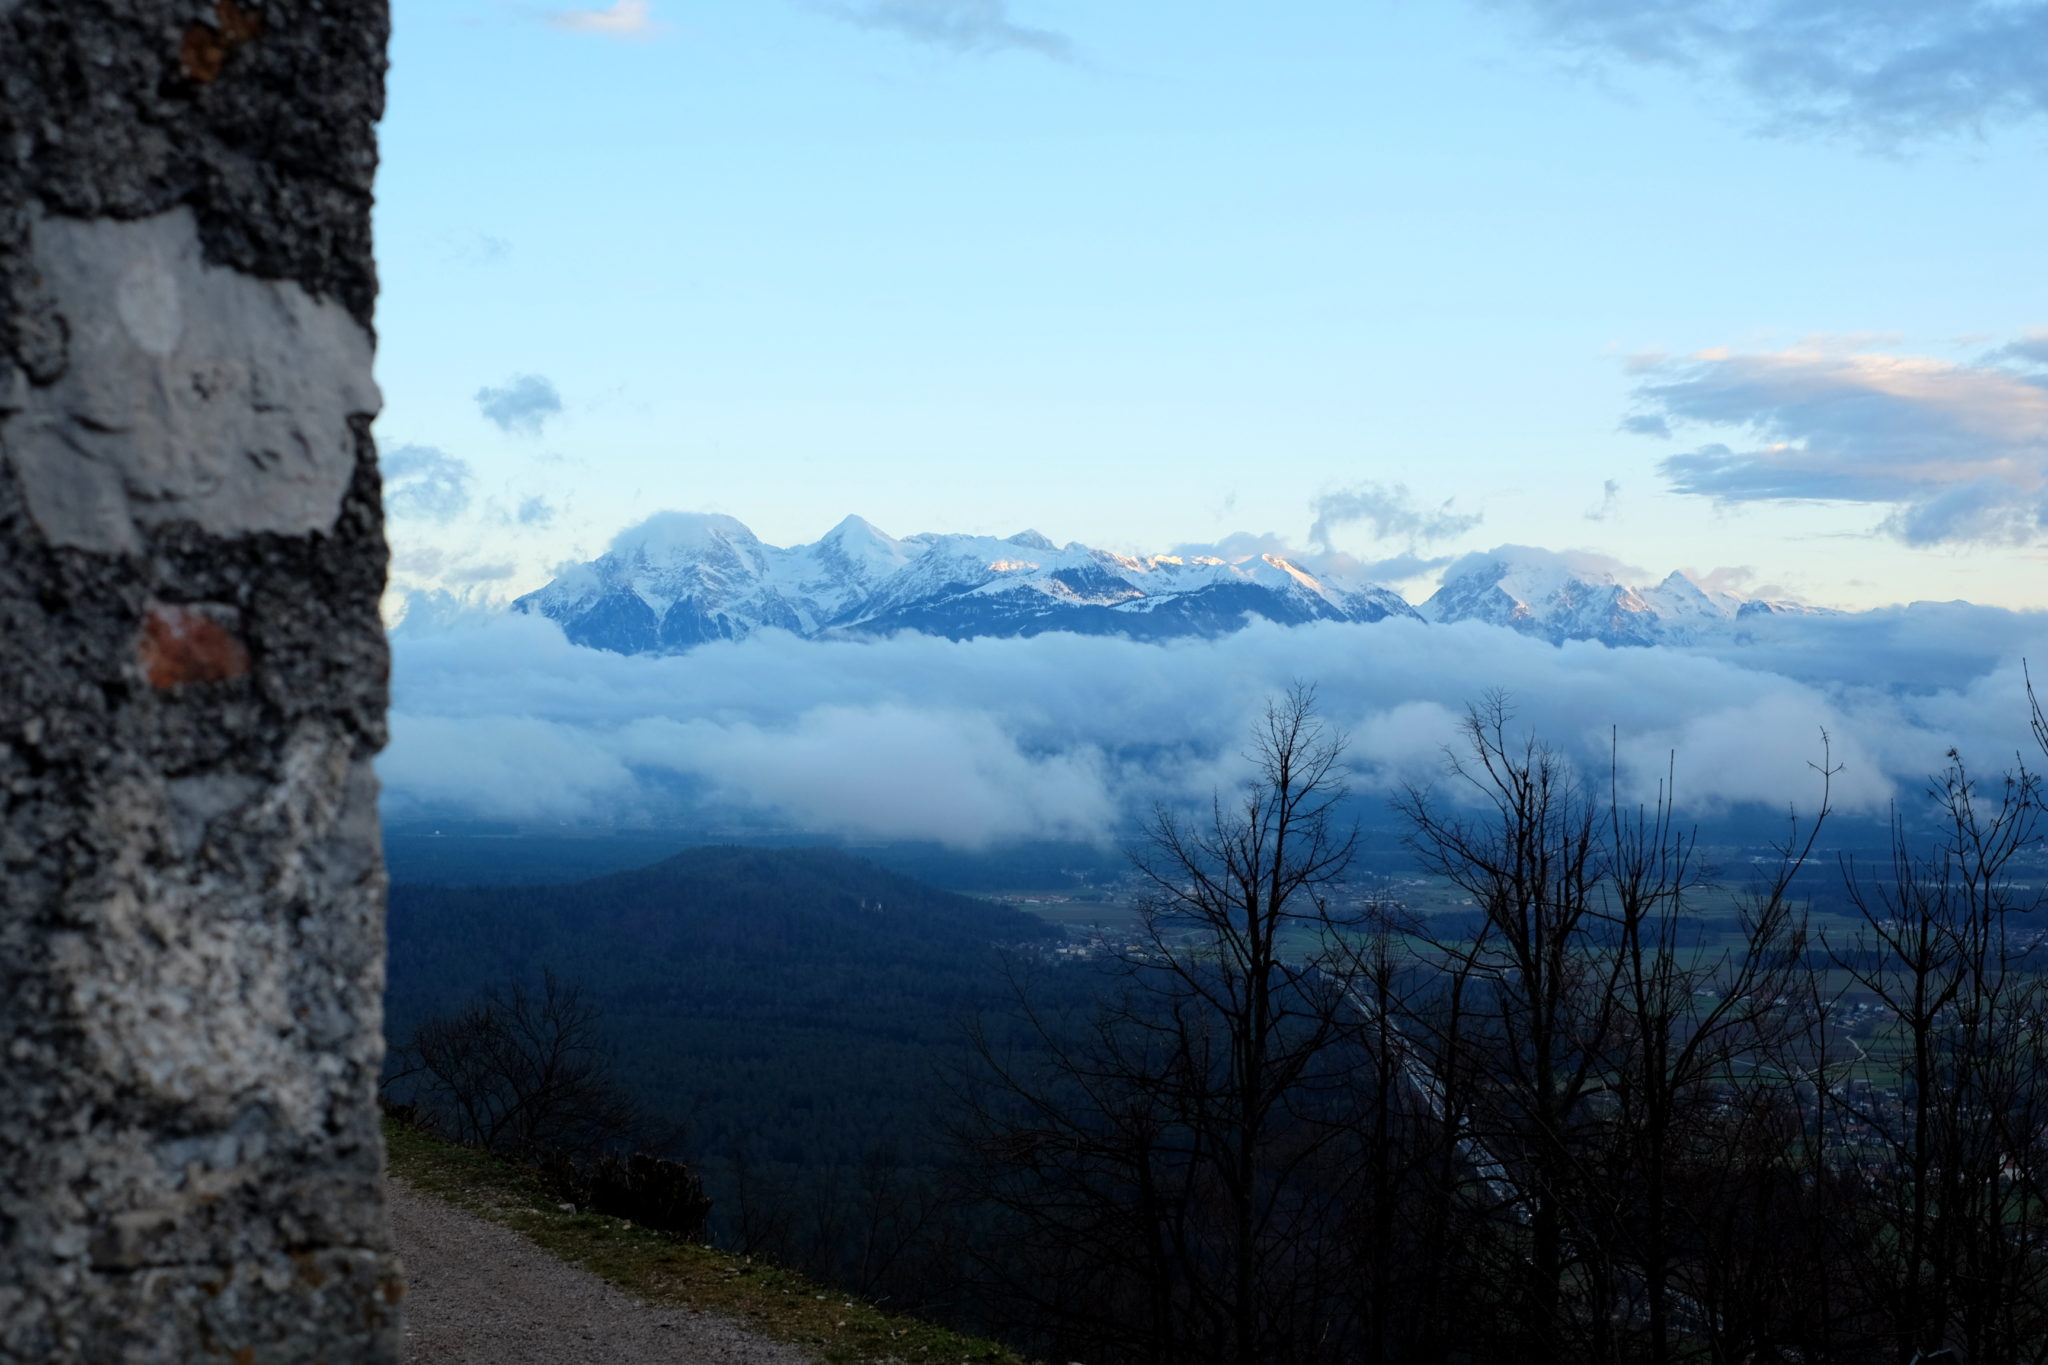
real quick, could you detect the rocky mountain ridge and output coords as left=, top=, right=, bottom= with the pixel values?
left=512, top=515, right=1833, bottom=654
left=1420, top=545, right=1835, bottom=645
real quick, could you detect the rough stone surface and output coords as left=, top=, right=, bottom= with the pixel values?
left=0, top=3, right=399, bottom=1362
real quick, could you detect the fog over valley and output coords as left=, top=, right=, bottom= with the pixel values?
left=381, top=561, right=2048, bottom=846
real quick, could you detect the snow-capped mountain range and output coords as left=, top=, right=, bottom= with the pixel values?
left=512, top=515, right=1833, bottom=654
left=1421, top=546, right=1834, bottom=645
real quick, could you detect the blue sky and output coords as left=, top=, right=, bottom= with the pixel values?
left=372, top=0, right=2048, bottom=611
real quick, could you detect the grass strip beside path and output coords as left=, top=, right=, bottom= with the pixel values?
left=384, top=1120, right=1035, bottom=1365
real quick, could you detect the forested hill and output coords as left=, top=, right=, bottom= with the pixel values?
left=384, top=844, right=1090, bottom=1273
left=387, top=843, right=1058, bottom=1006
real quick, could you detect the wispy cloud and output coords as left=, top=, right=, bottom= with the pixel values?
left=444, top=560, right=519, bottom=585
left=382, top=444, right=474, bottom=523
left=1309, top=481, right=1482, bottom=554
left=1165, top=530, right=1303, bottom=563
left=549, top=0, right=659, bottom=39
left=1352, top=551, right=1457, bottom=583
left=1168, top=487, right=1480, bottom=587
left=1625, top=339, right=2048, bottom=545
left=820, top=0, right=1073, bottom=59
left=1584, top=478, right=1622, bottom=522
left=1483, top=0, right=2048, bottom=145
left=475, top=374, right=564, bottom=437
left=1995, top=331, right=2048, bottom=367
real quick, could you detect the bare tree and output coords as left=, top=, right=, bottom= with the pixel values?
left=963, top=686, right=1376, bottom=1365
left=1398, top=694, right=1622, bottom=1360
left=1595, top=742, right=1831, bottom=1365
left=388, top=971, right=647, bottom=1159
left=1396, top=699, right=1836, bottom=1363
left=957, top=679, right=2047, bottom=1364
left=1825, top=751, right=2048, bottom=1364
left=721, top=1135, right=798, bottom=1260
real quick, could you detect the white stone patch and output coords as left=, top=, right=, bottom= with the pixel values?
left=59, top=727, right=370, bottom=1129
left=1, top=206, right=381, bottom=553
left=115, top=253, right=186, bottom=358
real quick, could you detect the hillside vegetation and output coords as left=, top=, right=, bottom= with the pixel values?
left=385, top=1119, right=1032, bottom=1364
left=386, top=844, right=1076, bottom=1167
left=384, top=845, right=1106, bottom=1317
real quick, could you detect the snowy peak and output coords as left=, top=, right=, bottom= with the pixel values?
left=610, top=511, right=763, bottom=566
left=513, top=519, right=1836, bottom=656
left=1639, top=571, right=1744, bottom=631
left=1424, top=546, right=1832, bottom=645
left=805, top=515, right=919, bottom=609
left=818, top=513, right=892, bottom=551
left=515, top=513, right=1424, bottom=653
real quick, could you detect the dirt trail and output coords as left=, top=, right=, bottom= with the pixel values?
left=389, top=1176, right=815, bottom=1364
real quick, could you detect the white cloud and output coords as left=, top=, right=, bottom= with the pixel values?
left=821, top=0, right=1073, bottom=59
left=381, top=606, right=2048, bottom=846
left=1627, top=340, right=2048, bottom=545
left=1310, top=482, right=1483, bottom=554
left=549, top=0, right=658, bottom=39
left=475, top=374, right=565, bottom=436
left=616, top=706, right=1117, bottom=848
left=382, top=444, right=473, bottom=523
left=1484, top=0, right=2048, bottom=146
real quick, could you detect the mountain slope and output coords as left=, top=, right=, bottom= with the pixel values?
left=384, top=845, right=1095, bottom=1344
left=513, top=513, right=1423, bottom=653
left=384, top=845, right=1075, bottom=1185
left=386, top=844, right=1057, bottom=995
left=508, top=516, right=1847, bottom=653
left=1421, top=546, right=1836, bottom=645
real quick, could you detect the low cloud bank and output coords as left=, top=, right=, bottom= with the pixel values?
left=381, top=604, right=2048, bottom=848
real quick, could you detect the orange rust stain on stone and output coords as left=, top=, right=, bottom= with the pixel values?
left=381, top=1276, right=406, bottom=1303
left=179, top=24, right=228, bottom=82
left=233, top=1350, right=256, bottom=1365
left=216, top=0, right=268, bottom=42
left=180, top=0, right=266, bottom=84
left=139, top=604, right=251, bottom=688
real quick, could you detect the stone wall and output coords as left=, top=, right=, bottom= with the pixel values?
left=0, top=3, right=400, bottom=1361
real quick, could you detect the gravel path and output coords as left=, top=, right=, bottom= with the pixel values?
left=390, top=1176, right=817, bottom=1364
